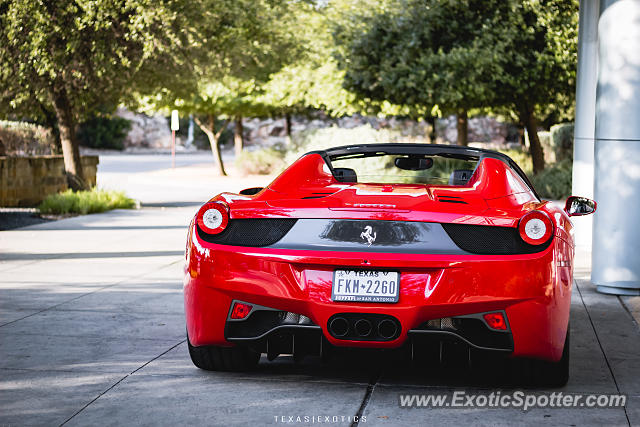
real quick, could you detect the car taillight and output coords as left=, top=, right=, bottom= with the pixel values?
left=196, top=202, right=229, bottom=234
left=230, top=302, right=253, bottom=319
left=518, top=210, right=553, bottom=245
left=483, top=312, right=507, bottom=330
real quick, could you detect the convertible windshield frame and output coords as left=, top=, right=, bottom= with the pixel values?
left=310, top=143, right=539, bottom=199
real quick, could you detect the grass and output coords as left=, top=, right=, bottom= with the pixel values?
left=39, top=188, right=137, bottom=215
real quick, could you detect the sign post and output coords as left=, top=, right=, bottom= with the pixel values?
left=170, top=110, right=179, bottom=168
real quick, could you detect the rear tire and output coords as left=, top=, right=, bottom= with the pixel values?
left=513, top=327, right=570, bottom=387
left=540, top=327, right=570, bottom=387
left=187, top=333, right=260, bottom=371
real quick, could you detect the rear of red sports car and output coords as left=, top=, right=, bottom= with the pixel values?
left=184, top=144, right=585, bottom=385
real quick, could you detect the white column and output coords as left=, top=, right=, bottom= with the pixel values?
left=572, top=0, right=600, bottom=248
left=592, top=0, right=640, bottom=295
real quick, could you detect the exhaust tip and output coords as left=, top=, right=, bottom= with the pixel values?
left=354, top=319, right=372, bottom=337
left=329, top=317, right=349, bottom=337
left=378, top=319, right=398, bottom=339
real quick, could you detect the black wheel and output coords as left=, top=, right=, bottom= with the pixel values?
left=187, top=333, right=260, bottom=371
left=539, top=327, right=570, bottom=387
left=512, top=327, right=570, bottom=387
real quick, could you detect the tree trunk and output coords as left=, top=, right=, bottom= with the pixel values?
left=522, top=109, right=545, bottom=174
left=38, top=101, right=62, bottom=154
left=456, top=110, right=468, bottom=146
left=195, top=115, right=227, bottom=176
left=426, top=116, right=437, bottom=144
left=234, top=115, right=243, bottom=159
left=50, top=86, right=87, bottom=190
left=284, top=113, right=292, bottom=145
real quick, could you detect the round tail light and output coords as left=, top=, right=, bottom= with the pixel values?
left=196, top=202, right=229, bottom=234
left=518, top=210, right=553, bottom=245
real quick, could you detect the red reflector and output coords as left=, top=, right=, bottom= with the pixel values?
left=230, top=302, right=253, bottom=319
left=483, top=312, right=507, bottom=330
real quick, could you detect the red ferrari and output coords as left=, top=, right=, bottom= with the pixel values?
left=184, top=144, right=596, bottom=385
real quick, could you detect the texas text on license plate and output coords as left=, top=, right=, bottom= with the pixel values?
left=331, top=270, right=400, bottom=303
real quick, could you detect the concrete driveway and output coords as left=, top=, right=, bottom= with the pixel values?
left=1, top=155, right=640, bottom=426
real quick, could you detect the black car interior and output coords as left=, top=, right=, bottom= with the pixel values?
left=448, top=169, right=475, bottom=186
left=333, top=167, right=358, bottom=183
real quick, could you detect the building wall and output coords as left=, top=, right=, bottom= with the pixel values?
left=0, top=156, right=99, bottom=207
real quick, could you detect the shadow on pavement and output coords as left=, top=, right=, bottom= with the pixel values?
left=141, top=202, right=203, bottom=208
left=1, top=250, right=184, bottom=261
left=242, top=346, right=560, bottom=390
left=27, top=224, right=188, bottom=231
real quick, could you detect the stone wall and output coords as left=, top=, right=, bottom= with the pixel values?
left=115, top=108, right=172, bottom=149
left=0, top=155, right=99, bottom=207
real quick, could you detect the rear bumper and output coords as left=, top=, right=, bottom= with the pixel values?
left=184, top=228, right=571, bottom=362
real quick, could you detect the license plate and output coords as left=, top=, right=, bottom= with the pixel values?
left=331, top=270, right=400, bottom=303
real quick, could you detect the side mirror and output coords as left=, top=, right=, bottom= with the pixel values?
left=395, top=156, right=433, bottom=171
left=564, top=196, right=597, bottom=217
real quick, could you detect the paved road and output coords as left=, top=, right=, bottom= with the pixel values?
left=96, top=152, right=272, bottom=206
left=2, top=155, right=640, bottom=426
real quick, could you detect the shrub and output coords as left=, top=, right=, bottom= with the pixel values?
left=550, top=123, right=574, bottom=162
left=235, top=147, right=286, bottom=176
left=39, top=188, right=137, bottom=215
left=497, top=148, right=533, bottom=175
left=530, top=160, right=572, bottom=200
left=0, top=120, right=56, bottom=156
left=495, top=148, right=573, bottom=199
left=77, top=115, right=131, bottom=150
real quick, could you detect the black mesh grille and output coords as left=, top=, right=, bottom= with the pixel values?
left=197, top=219, right=297, bottom=247
left=442, top=223, right=551, bottom=254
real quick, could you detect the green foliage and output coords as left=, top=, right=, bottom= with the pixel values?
left=550, top=123, right=574, bottom=162
left=235, top=147, right=287, bottom=176
left=334, top=0, right=578, bottom=170
left=530, top=160, right=573, bottom=200
left=0, top=1, right=192, bottom=122
left=497, top=149, right=533, bottom=175
left=137, top=1, right=306, bottom=176
left=337, top=0, right=578, bottom=115
left=0, top=120, right=55, bottom=155
left=259, top=3, right=373, bottom=118
left=145, top=1, right=304, bottom=119
left=498, top=148, right=572, bottom=199
left=39, top=188, right=137, bottom=215
left=77, top=116, right=131, bottom=151
left=0, top=0, right=212, bottom=185
left=335, top=0, right=503, bottom=115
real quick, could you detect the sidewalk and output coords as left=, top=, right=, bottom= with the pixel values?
left=1, top=157, right=640, bottom=426
left=96, top=152, right=273, bottom=206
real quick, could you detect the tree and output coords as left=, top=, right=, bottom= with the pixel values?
left=335, top=0, right=578, bottom=172
left=173, top=78, right=267, bottom=176
left=0, top=0, right=197, bottom=188
left=258, top=4, right=363, bottom=125
left=489, top=0, right=578, bottom=173
left=143, top=0, right=300, bottom=176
